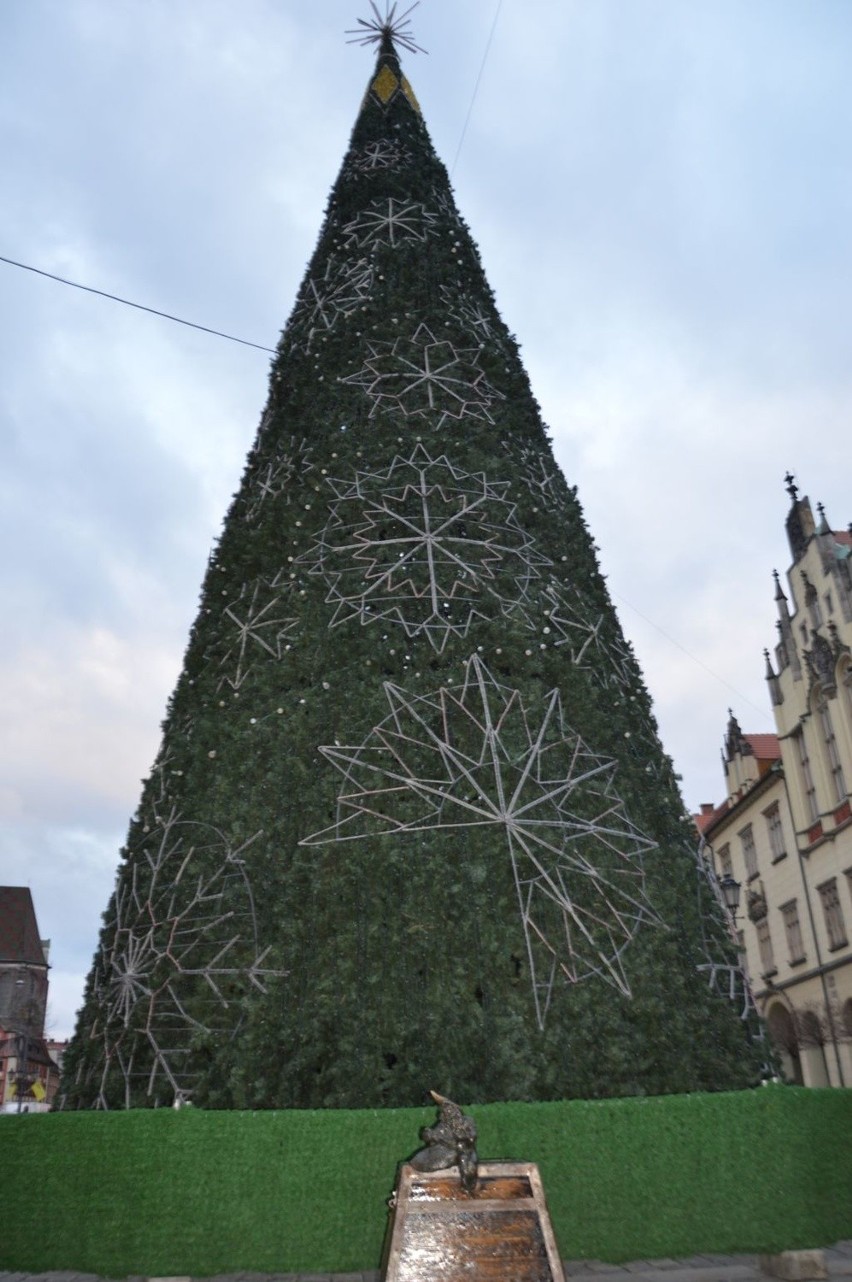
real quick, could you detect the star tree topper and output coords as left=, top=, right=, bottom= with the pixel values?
left=346, top=2, right=428, bottom=55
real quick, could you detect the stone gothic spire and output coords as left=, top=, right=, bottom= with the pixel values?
left=784, top=473, right=816, bottom=562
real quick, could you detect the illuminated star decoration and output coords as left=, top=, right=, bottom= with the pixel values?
left=300, top=444, right=549, bottom=650
left=301, top=655, right=661, bottom=1028
left=345, top=2, right=428, bottom=55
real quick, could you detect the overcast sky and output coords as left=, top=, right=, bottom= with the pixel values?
left=2, top=0, right=851, bottom=1041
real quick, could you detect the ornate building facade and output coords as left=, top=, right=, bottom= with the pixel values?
left=698, top=479, right=852, bottom=1087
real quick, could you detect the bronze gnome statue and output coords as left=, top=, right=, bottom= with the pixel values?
left=409, top=1090, right=478, bottom=1193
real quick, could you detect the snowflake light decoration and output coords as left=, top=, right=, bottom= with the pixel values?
left=545, top=587, right=607, bottom=668
left=348, top=139, right=412, bottom=174
left=432, top=186, right=464, bottom=229
left=505, top=443, right=564, bottom=504
left=342, top=198, right=438, bottom=250
left=246, top=436, right=314, bottom=518
left=288, top=255, right=374, bottom=350
left=217, top=580, right=298, bottom=691
left=441, top=285, right=502, bottom=345
left=301, top=655, right=660, bottom=1027
left=82, top=812, right=279, bottom=1107
left=544, top=584, right=640, bottom=696
left=300, top=444, right=549, bottom=650
left=341, top=322, right=503, bottom=426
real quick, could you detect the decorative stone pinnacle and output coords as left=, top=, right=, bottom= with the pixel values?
left=784, top=471, right=798, bottom=501
left=346, top=1, right=427, bottom=55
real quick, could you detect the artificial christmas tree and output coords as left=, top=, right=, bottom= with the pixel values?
left=63, top=12, right=764, bottom=1110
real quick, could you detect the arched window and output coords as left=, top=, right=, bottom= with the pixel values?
left=798, top=1008, right=831, bottom=1087
left=766, top=1003, right=803, bottom=1086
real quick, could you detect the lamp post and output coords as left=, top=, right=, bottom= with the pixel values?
left=718, top=873, right=742, bottom=920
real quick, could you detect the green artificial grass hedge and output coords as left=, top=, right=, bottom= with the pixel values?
left=1, top=1087, right=850, bottom=1275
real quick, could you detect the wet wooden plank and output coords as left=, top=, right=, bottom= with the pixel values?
left=383, top=1161, right=566, bottom=1282
left=408, top=1173, right=534, bottom=1203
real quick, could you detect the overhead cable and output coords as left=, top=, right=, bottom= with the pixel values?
left=0, top=253, right=275, bottom=354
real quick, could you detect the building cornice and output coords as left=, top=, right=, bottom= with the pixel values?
left=753, top=948, right=851, bottom=1002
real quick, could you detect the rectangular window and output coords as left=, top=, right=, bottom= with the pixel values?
left=740, top=824, right=758, bottom=879
left=818, top=878, right=848, bottom=951
left=718, top=843, right=732, bottom=881
left=793, top=728, right=819, bottom=824
left=756, top=918, right=776, bottom=976
left=780, top=900, right=806, bottom=963
left=817, top=701, right=846, bottom=806
left=764, top=803, right=787, bottom=861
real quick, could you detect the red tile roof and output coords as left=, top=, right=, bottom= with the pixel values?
left=743, top=733, right=780, bottom=761
left=694, top=803, right=727, bottom=834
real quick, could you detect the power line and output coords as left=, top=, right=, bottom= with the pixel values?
left=611, top=587, right=773, bottom=723
left=0, top=253, right=276, bottom=354
left=450, top=0, right=504, bottom=177
left=1, top=253, right=768, bottom=724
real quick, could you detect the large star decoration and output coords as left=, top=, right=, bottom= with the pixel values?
left=301, top=655, right=661, bottom=1027
left=300, top=444, right=549, bottom=650
left=341, top=323, right=503, bottom=426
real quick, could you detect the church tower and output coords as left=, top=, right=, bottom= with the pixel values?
left=63, top=14, right=763, bottom=1109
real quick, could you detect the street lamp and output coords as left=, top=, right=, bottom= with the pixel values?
left=718, top=873, right=742, bottom=919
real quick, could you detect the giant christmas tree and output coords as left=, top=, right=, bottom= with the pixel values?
left=63, top=13, right=763, bottom=1110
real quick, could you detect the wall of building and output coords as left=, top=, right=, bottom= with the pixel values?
left=700, top=486, right=852, bottom=1087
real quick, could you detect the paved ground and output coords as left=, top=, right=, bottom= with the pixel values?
left=1, top=1243, right=851, bottom=1282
